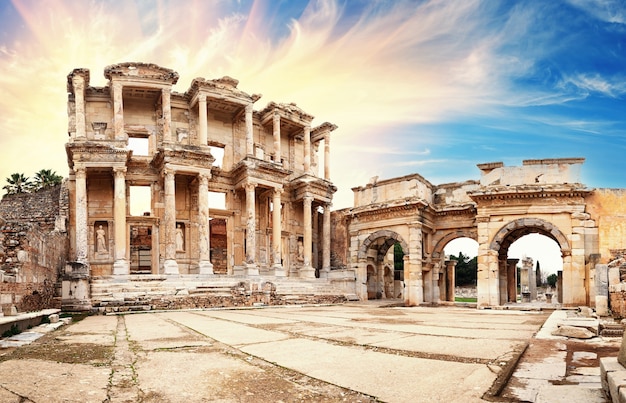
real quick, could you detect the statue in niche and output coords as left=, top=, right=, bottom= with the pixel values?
left=96, top=225, right=107, bottom=253
left=176, top=224, right=185, bottom=251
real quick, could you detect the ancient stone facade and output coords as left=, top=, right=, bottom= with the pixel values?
left=333, top=158, right=626, bottom=308
left=63, top=63, right=350, bottom=310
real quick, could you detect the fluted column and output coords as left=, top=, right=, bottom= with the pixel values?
left=162, top=88, right=172, bottom=143
left=273, top=112, right=281, bottom=164
left=74, top=167, right=88, bottom=264
left=112, top=167, right=129, bottom=275
left=301, top=195, right=315, bottom=278
left=72, top=75, right=86, bottom=139
left=303, top=125, right=311, bottom=173
left=112, top=82, right=125, bottom=140
left=198, top=94, right=208, bottom=146
left=272, top=188, right=285, bottom=276
left=320, top=203, right=331, bottom=278
left=163, top=169, right=179, bottom=274
left=198, top=173, right=213, bottom=274
left=245, top=104, right=254, bottom=156
left=324, top=134, right=330, bottom=180
left=245, top=183, right=258, bottom=275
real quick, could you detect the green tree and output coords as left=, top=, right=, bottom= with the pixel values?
left=450, top=251, right=477, bottom=286
left=2, top=173, right=32, bottom=195
left=33, top=169, right=63, bottom=190
left=547, top=273, right=557, bottom=288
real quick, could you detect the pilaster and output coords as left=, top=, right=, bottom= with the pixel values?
left=303, top=125, right=311, bottom=173
left=198, top=94, right=208, bottom=146
left=112, top=82, right=125, bottom=140
left=273, top=112, right=281, bottom=164
left=245, top=104, right=254, bottom=156
left=162, top=88, right=172, bottom=143
left=72, top=75, right=86, bottom=139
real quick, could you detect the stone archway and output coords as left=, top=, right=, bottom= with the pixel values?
left=358, top=230, right=409, bottom=301
left=482, top=218, right=571, bottom=306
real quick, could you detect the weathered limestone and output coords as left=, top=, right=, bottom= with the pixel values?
left=334, top=158, right=622, bottom=308
left=112, top=167, right=128, bottom=275
left=62, top=63, right=342, bottom=309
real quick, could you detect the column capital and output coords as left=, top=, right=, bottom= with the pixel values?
left=198, top=93, right=207, bottom=103
left=198, top=173, right=210, bottom=186
left=273, top=187, right=284, bottom=196
left=303, top=195, right=314, bottom=203
left=74, top=166, right=86, bottom=178
left=113, top=166, right=127, bottom=174
left=244, top=182, right=256, bottom=192
left=245, top=103, right=254, bottom=113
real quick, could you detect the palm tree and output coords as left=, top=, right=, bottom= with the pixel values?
left=2, top=173, right=32, bottom=195
left=33, top=169, right=63, bottom=190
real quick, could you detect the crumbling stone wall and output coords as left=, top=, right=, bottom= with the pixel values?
left=0, top=220, right=67, bottom=311
left=0, top=184, right=68, bottom=312
left=0, top=184, right=64, bottom=232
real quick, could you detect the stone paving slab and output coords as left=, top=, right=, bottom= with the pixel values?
left=240, top=337, right=494, bottom=402
left=0, top=358, right=109, bottom=403
left=160, top=311, right=290, bottom=346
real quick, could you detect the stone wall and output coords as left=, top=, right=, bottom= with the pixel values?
left=0, top=220, right=67, bottom=311
left=0, top=184, right=68, bottom=312
left=0, top=184, right=65, bottom=232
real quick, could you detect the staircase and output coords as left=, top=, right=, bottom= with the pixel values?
left=90, top=275, right=354, bottom=313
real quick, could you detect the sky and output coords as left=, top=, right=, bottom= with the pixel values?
left=1, top=0, right=625, bottom=271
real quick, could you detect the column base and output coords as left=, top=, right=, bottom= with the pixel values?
left=273, top=264, right=286, bottom=277
left=163, top=259, right=179, bottom=275
left=112, top=259, right=129, bottom=275
left=199, top=261, right=214, bottom=275
left=319, top=268, right=331, bottom=279
left=299, top=266, right=316, bottom=278
left=245, top=263, right=259, bottom=276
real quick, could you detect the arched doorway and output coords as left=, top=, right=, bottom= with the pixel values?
left=444, top=237, right=479, bottom=303
left=487, top=218, right=570, bottom=306
left=508, top=234, right=562, bottom=303
left=358, top=230, right=409, bottom=301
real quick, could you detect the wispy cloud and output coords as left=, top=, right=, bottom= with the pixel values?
left=566, top=0, right=626, bottom=24
left=0, top=0, right=624, bottom=208
left=560, top=73, right=626, bottom=98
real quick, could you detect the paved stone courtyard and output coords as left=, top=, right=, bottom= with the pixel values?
left=0, top=304, right=619, bottom=402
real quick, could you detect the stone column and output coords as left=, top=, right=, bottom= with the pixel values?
left=198, top=173, right=213, bottom=274
left=112, top=167, right=129, bottom=275
left=320, top=203, right=331, bottom=278
left=162, top=88, right=172, bottom=143
left=432, top=266, right=441, bottom=304
left=272, top=188, right=285, bottom=276
left=74, top=167, right=88, bottom=264
left=324, top=134, right=330, bottom=180
left=245, top=104, right=254, bottom=156
left=405, top=224, right=424, bottom=306
left=445, top=260, right=457, bottom=302
left=506, top=258, right=519, bottom=303
left=245, top=183, right=258, bottom=275
left=72, top=75, right=86, bottom=139
left=303, top=125, right=311, bottom=173
left=112, top=82, right=125, bottom=140
left=163, top=169, right=179, bottom=274
left=301, top=195, right=315, bottom=278
left=198, top=94, right=208, bottom=146
left=273, top=112, right=281, bottom=164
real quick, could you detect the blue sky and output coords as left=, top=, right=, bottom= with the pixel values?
left=0, top=0, right=624, bottom=269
